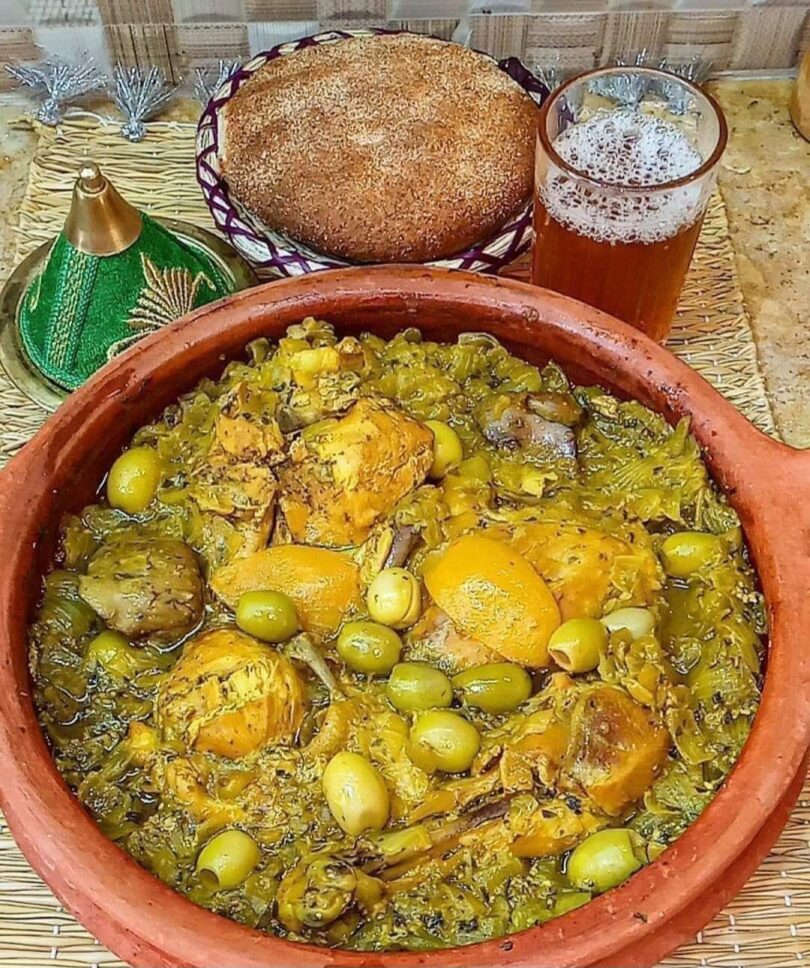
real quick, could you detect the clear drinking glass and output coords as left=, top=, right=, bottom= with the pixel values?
left=532, top=66, right=728, bottom=342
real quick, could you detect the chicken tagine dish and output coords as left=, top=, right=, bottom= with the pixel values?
left=29, top=320, right=765, bottom=952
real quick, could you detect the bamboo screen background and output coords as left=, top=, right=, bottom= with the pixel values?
left=0, top=1, right=808, bottom=91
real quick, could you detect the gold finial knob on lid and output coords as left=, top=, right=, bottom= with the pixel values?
left=78, top=163, right=104, bottom=191
left=64, top=162, right=143, bottom=256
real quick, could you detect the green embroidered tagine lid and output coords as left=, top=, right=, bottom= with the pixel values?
left=0, top=163, right=256, bottom=410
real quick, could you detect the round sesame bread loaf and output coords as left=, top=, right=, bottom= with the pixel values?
left=221, top=33, right=537, bottom=263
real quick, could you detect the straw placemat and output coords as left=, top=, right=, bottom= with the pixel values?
left=0, top=115, right=806, bottom=968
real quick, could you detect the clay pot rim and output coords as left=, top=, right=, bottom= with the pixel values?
left=0, top=266, right=808, bottom=968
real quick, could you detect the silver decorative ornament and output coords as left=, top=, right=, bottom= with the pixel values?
left=589, top=50, right=657, bottom=107
left=665, top=55, right=712, bottom=86
left=109, top=64, right=175, bottom=141
left=5, top=55, right=105, bottom=125
left=192, top=60, right=240, bottom=105
left=657, top=56, right=713, bottom=115
left=531, top=52, right=567, bottom=94
left=589, top=51, right=713, bottom=114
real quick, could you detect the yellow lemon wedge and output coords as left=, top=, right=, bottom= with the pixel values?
left=211, top=544, right=361, bottom=637
left=424, top=533, right=560, bottom=668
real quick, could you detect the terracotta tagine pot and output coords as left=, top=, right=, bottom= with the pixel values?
left=0, top=266, right=808, bottom=968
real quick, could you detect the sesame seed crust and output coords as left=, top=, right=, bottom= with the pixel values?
left=221, top=34, right=537, bottom=263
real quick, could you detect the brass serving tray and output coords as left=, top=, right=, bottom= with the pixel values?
left=0, top=218, right=257, bottom=411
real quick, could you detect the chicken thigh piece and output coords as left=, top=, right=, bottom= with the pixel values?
left=187, top=381, right=285, bottom=569
left=212, top=380, right=286, bottom=463
left=157, top=627, right=305, bottom=759
left=559, top=685, right=670, bottom=816
left=278, top=398, right=433, bottom=548
left=188, top=456, right=278, bottom=567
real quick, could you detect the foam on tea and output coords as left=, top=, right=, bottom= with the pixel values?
left=539, top=110, right=704, bottom=246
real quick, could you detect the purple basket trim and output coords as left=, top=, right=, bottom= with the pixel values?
left=195, top=28, right=548, bottom=277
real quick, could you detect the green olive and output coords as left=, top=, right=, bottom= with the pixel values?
left=548, top=618, right=607, bottom=674
left=408, top=710, right=481, bottom=774
left=322, top=751, right=390, bottom=836
left=367, top=568, right=421, bottom=629
left=452, top=662, right=532, bottom=714
left=337, top=621, right=402, bottom=676
left=235, top=590, right=300, bottom=642
left=552, top=891, right=592, bottom=917
left=386, top=662, right=452, bottom=712
left=566, top=828, right=645, bottom=894
left=660, top=531, right=723, bottom=578
left=106, top=446, right=162, bottom=514
left=425, top=420, right=464, bottom=479
left=601, top=607, right=655, bottom=641
left=196, top=828, right=261, bottom=890
left=85, top=630, right=145, bottom=680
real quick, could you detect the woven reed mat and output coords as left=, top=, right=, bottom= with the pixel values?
left=0, top=115, right=806, bottom=968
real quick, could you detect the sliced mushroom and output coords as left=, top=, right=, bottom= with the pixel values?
left=384, top=524, right=419, bottom=569
left=478, top=393, right=579, bottom=459
left=525, top=391, right=583, bottom=428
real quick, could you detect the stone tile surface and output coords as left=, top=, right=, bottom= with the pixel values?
left=710, top=78, right=810, bottom=448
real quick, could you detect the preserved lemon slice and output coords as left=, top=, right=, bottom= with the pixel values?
left=424, top=533, right=560, bottom=668
left=211, top=544, right=360, bottom=637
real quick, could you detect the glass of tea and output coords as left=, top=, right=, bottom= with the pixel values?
left=532, top=66, right=728, bottom=342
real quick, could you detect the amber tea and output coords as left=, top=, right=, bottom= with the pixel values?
left=532, top=69, right=727, bottom=342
